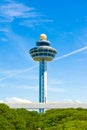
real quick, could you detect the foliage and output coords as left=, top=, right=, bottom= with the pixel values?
left=0, top=103, right=87, bottom=130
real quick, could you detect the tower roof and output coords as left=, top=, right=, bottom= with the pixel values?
left=40, top=34, right=47, bottom=41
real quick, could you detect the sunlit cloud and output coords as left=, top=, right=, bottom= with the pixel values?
left=0, top=97, right=31, bottom=103
left=1, top=98, right=87, bottom=109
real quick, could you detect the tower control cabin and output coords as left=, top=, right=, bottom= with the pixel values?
left=29, top=34, right=57, bottom=113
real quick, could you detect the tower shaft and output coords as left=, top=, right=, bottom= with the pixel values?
left=29, top=34, right=57, bottom=113
left=39, top=60, right=47, bottom=113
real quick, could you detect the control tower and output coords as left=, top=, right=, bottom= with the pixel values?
left=29, top=34, right=57, bottom=113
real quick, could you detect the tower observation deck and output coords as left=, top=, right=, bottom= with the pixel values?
left=29, top=34, right=57, bottom=113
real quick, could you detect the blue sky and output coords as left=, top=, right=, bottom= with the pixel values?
left=0, top=0, right=87, bottom=104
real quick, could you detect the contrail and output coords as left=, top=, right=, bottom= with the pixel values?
left=54, top=46, right=87, bottom=61
left=0, top=65, right=37, bottom=81
left=0, top=46, right=87, bottom=81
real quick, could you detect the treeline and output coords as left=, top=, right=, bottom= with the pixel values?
left=0, top=103, right=87, bottom=130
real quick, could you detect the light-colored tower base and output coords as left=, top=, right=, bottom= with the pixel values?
left=39, top=60, right=47, bottom=113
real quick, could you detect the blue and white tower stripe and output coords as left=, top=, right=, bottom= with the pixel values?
left=29, top=34, right=57, bottom=113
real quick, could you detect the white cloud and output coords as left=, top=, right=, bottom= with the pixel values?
left=4, top=97, right=31, bottom=103
left=20, top=19, right=53, bottom=28
left=0, top=28, right=9, bottom=33
left=59, top=31, right=73, bottom=39
left=0, top=38, right=8, bottom=42
left=63, top=99, right=82, bottom=103
left=0, top=1, right=34, bottom=23
left=0, top=97, right=32, bottom=108
left=0, top=0, right=53, bottom=27
left=0, top=97, right=31, bottom=104
left=1, top=97, right=87, bottom=109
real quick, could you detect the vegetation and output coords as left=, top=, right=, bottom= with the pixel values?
left=0, top=103, right=87, bottom=130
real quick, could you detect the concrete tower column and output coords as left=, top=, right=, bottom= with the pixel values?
left=39, top=60, right=47, bottom=113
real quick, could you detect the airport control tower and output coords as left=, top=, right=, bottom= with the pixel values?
left=29, top=34, right=57, bottom=113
